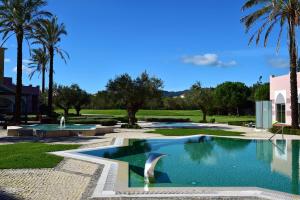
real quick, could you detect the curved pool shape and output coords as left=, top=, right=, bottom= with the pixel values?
left=22, top=124, right=96, bottom=131
left=80, top=136, right=300, bottom=195
left=150, top=122, right=201, bottom=128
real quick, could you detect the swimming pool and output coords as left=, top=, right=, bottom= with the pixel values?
left=80, top=136, right=300, bottom=195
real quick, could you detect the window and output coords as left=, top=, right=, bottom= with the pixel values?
left=276, top=104, right=285, bottom=123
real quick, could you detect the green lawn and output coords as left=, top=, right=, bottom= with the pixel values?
left=147, top=128, right=244, bottom=136
left=55, top=109, right=254, bottom=123
left=0, top=143, right=80, bottom=169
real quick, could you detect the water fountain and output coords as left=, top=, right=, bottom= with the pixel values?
left=60, top=116, right=65, bottom=128
left=144, top=153, right=166, bottom=184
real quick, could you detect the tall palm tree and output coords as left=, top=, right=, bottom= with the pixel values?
left=0, top=0, right=51, bottom=123
left=32, top=16, right=68, bottom=116
left=29, top=47, right=48, bottom=93
left=241, top=0, right=300, bottom=129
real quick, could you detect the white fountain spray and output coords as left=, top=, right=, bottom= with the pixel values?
left=60, top=116, right=65, bottom=128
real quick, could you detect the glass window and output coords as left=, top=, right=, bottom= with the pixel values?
left=276, top=104, right=285, bottom=123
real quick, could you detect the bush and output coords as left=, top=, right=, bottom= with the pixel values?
left=269, top=126, right=300, bottom=135
left=66, top=118, right=117, bottom=126
left=121, top=124, right=142, bottom=129
left=99, top=119, right=118, bottom=126
left=210, top=118, right=216, bottom=123
left=144, top=118, right=191, bottom=122
left=228, top=120, right=255, bottom=127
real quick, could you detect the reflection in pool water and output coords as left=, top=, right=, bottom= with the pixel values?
left=80, top=136, right=300, bottom=195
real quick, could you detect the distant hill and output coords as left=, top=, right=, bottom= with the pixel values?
left=163, top=90, right=188, bottom=97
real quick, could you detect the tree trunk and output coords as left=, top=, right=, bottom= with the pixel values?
left=127, top=109, right=136, bottom=126
left=202, top=111, right=207, bottom=122
left=64, top=108, right=68, bottom=116
left=288, top=17, right=299, bottom=129
left=236, top=107, right=239, bottom=116
left=76, top=108, right=80, bottom=116
left=48, top=46, right=54, bottom=116
left=42, top=64, right=45, bottom=93
left=14, top=33, right=24, bottom=124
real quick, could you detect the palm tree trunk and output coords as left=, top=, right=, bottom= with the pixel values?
left=42, top=64, right=45, bottom=93
left=48, top=46, right=54, bottom=116
left=288, top=18, right=299, bottom=129
left=14, top=33, right=24, bottom=124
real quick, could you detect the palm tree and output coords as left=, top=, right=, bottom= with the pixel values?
left=29, top=47, right=48, bottom=93
left=0, top=0, right=51, bottom=123
left=31, top=16, right=68, bottom=116
left=241, top=0, right=300, bottom=129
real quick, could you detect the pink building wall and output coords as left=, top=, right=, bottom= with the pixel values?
left=270, top=73, right=300, bottom=125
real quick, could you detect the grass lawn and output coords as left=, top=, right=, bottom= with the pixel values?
left=0, top=143, right=80, bottom=169
left=147, top=128, right=244, bottom=137
left=55, top=109, right=254, bottom=123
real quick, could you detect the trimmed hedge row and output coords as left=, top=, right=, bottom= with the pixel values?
left=67, top=118, right=118, bottom=126
left=121, top=124, right=142, bottom=129
left=228, top=120, right=255, bottom=127
left=269, top=126, right=300, bottom=135
left=143, top=118, right=191, bottom=122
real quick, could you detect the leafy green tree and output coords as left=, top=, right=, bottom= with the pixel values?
left=185, top=82, right=214, bottom=122
left=106, top=72, right=163, bottom=125
left=0, top=0, right=51, bottom=123
left=29, top=48, right=48, bottom=93
left=53, top=85, right=73, bottom=116
left=163, top=96, right=187, bottom=110
left=31, top=16, right=68, bottom=116
left=241, top=0, right=300, bottom=128
left=70, top=84, right=91, bottom=116
left=90, top=91, right=118, bottom=109
left=214, top=82, right=250, bottom=116
left=253, top=83, right=270, bottom=101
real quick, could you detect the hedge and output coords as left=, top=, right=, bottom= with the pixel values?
left=269, top=126, right=300, bottom=135
left=228, top=120, right=255, bottom=127
left=143, top=118, right=191, bottom=122
left=66, top=118, right=118, bottom=126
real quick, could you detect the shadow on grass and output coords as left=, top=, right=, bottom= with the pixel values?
left=0, top=136, right=105, bottom=144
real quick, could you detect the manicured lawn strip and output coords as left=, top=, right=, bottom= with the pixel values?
left=55, top=109, right=255, bottom=123
left=0, top=143, right=80, bottom=169
left=147, top=128, right=244, bottom=136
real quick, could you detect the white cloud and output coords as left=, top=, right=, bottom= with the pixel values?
left=12, top=65, right=33, bottom=74
left=267, top=57, right=289, bottom=68
left=4, top=58, right=10, bottom=63
left=182, top=53, right=237, bottom=67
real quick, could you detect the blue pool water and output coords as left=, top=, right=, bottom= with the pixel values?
left=80, top=136, right=300, bottom=195
left=151, top=122, right=201, bottom=128
left=22, top=124, right=96, bottom=131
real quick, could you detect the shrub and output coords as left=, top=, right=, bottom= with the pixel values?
left=144, top=118, right=191, bottom=122
left=66, top=118, right=117, bottom=126
left=269, top=126, right=300, bottom=135
left=210, top=118, right=216, bottom=123
left=99, top=119, right=118, bottom=126
left=121, top=123, right=142, bottom=129
left=228, top=120, right=255, bottom=127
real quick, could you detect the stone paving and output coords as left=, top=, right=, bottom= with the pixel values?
left=0, top=158, right=103, bottom=200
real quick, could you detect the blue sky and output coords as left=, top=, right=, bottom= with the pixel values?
left=3, top=0, right=291, bottom=93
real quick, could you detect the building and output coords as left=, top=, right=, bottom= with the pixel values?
left=0, top=48, right=39, bottom=114
left=270, top=73, right=300, bottom=125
